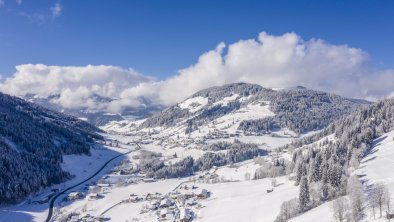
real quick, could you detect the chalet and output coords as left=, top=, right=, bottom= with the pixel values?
left=97, top=183, right=110, bottom=188
left=185, top=199, right=197, bottom=206
left=184, top=192, right=194, bottom=199
left=88, top=193, right=99, bottom=201
left=160, top=198, right=173, bottom=208
left=149, top=201, right=160, bottom=210
left=160, top=208, right=174, bottom=220
left=67, top=192, right=82, bottom=201
left=69, top=215, right=79, bottom=222
left=197, top=189, right=209, bottom=199
left=179, top=208, right=193, bottom=222
left=129, top=195, right=142, bottom=203
left=177, top=195, right=187, bottom=206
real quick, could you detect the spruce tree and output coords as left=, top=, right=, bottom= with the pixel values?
left=299, top=176, right=310, bottom=211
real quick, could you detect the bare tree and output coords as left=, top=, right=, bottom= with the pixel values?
left=275, top=198, right=299, bottom=222
left=271, top=178, right=277, bottom=187
left=331, top=197, right=349, bottom=222
left=387, top=187, right=392, bottom=221
left=369, top=183, right=390, bottom=218
left=244, top=172, right=251, bottom=181
left=347, top=176, right=365, bottom=221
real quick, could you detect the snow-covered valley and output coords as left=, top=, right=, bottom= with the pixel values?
left=1, top=83, right=393, bottom=222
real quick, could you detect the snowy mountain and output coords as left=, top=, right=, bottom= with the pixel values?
left=0, top=92, right=102, bottom=204
left=24, top=94, right=163, bottom=126
left=105, top=83, right=368, bottom=144
left=142, top=83, right=367, bottom=133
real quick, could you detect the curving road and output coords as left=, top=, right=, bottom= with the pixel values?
left=45, top=145, right=136, bottom=222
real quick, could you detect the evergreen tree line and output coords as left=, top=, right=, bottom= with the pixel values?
left=275, top=98, right=394, bottom=221
left=137, top=142, right=266, bottom=179
left=0, top=92, right=102, bottom=204
left=140, top=83, right=365, bottom=136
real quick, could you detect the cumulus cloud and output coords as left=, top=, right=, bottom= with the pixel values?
left=127, top=32, right=394, bottom=106
left=1, top=32, right=394, bottom=113
left=0, top=64, right=154, bottom=112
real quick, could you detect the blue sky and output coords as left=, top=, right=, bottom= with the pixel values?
left=0, top=0, right=393, bottom=79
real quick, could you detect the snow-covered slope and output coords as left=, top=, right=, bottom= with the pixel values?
left=104, top=83, right=367, bottom=152
left=0, top=92, right=103, bottom=205
left=357, top=130, right=394, bottom=201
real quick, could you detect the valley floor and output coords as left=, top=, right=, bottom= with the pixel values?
left=4, top=129, right=394, bottom=222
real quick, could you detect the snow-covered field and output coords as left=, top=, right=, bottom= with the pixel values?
left=289, top=200, right=333, bottom=222
left=195, top=177, right=298, bottom=222
left=357, top=130, right=394, bottom=192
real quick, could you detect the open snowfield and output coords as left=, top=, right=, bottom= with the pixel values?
left=357, top=130, right=394, bottom=192
left=195, top=176, right=298, bottom=222
left=289, top=200, right=333, bottom=222
left=178, top=96, right=209, bottom=113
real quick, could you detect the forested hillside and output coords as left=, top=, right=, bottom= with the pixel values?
left=274, top=98, right=394, bottom=221
left=140, top=83, right=368, bottom=134
left=0, top=92, right=102, bottom=205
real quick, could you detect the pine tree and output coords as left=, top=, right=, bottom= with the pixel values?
left=299, top=176, right=310, bottom=211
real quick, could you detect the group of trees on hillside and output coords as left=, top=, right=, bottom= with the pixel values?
left=240, top=88, right=367, bottom=135
left=275, top=98, right=394, bottom=221
left=136, top=141, right=266, bottom=179
left=0, top=92, right=101, bottom=204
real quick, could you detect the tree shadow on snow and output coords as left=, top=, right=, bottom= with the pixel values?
left=0, top=209, right=35, bottom=222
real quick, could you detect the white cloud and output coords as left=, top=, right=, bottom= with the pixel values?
left=16, top=0, right=22, bottom=5
left=0, top=0, right=4, bottom=7
left=50, top=3, right=62, bottom=17
left=18, top=2, right=62, bottom=24
left=125, top=32, right=394, bottom=106
left=0, top=64, right=154, bottom=112
left=1, top=32, right=394, bottom=113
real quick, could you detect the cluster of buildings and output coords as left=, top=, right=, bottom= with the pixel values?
left=136, top=186, right=210, bottom=221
